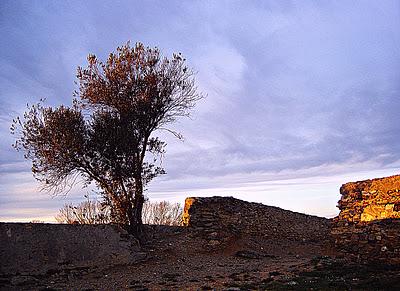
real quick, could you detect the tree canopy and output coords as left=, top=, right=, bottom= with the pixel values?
left=12, top=42, right=202, bottom=234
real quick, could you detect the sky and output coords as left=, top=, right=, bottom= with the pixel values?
left=0, top=0, right=399, bottom=222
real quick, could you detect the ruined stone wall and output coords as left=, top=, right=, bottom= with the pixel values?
left=0, top=223, right=142, bottom=276
left=332, top=219, right=400, bottom=262
left=183, top=196, right=330, bottom=248
left=332, top=175, right=400, bottom=262
left=336, top=175, right=400, bottom=224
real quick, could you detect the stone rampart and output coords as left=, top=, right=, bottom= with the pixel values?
left=183, top=196, right=330, bottom=247
left=332, top=175, right=400, bottom=262
left=336, top=175, right=400, bottom=224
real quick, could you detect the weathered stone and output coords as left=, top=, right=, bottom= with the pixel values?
left=332, top=175, right=400, bottom=264
left=11, top=275, right=38, bottom=286
left=209, top=232, right=219, bottom=238
left=182, top=196, right=330, bottom=249
left=336, top=175, right=400, bottom=223
left=0, top=223, right=141, bottom=276
left=207, top=240, right=221, bottom=246
left=235, top=250, right=262, bottom=259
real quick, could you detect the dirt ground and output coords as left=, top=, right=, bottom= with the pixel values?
left=2, top=225, right=400, bottom=291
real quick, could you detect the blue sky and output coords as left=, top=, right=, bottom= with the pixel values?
left=1, top=0, right=399, bottom=221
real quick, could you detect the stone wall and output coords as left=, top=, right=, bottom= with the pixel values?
left=0, top=223, right=142, bottom=276
left=336, top=175, right=400, bottom=224
left=332, top=175, right=400, bottom=262
left=331, top=219, right=400, bottom=262
left=183, top=196, right=330, bottom=248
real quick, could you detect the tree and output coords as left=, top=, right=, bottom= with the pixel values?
left=55, top=195, right=111, bottom=224
left=55, top=197, right=182, bottom=226
left=142, top=200, right=182, bottom=226
left=11, top=42, right=202, bottom=235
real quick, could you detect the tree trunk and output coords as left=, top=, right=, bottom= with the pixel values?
left=129, top=176, right=144, bottom=236
left=126, top=197, right=134, bottom=229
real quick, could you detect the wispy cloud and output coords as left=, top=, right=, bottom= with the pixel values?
left=0, top=0, right=399, bottom=221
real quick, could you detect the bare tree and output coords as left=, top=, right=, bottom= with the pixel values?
left=12, top=42, right=202, bottom=235
left=55, top=196, right=111, bottom=224
left=55, top=204, right=76, bottom=224
left=142, top=201, right=182, bottom=226
left=55, top=197, right=182, bottom=226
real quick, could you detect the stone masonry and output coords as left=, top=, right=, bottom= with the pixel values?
left=332, top=175, right=400, bottom=262
left=0, top=223, right=142, bottom=276
left=183, top=196, right=330, bottom=248
left=335, top=175, right=400, bottom=224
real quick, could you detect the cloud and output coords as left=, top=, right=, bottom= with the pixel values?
left=0, top=0, right=399, bottom=220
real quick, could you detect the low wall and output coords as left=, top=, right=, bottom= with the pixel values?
left=332, top=219, right=400, bottom=262
left=0, top=223, right=141, bottom=276
left=183, top=196, right=331, bottom=247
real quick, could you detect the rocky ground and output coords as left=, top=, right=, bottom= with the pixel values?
left=2, top=223, right=400, bottom=291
